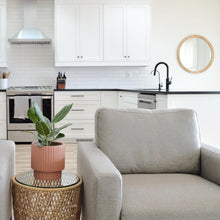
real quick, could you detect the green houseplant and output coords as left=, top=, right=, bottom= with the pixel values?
left=26, top=102, right=73, bottom=180
left=26, top=102, right=73, bottom=147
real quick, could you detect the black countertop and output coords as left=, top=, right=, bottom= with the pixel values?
left=54, top=88, right=220, bottom=95
left=2, top=88, right=220, bottom=94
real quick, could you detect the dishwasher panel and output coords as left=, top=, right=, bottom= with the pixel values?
left=138, top=94, right=156, bottom=109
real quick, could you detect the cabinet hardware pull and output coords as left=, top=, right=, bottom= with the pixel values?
left=71, top=109, right=85, bottom=112
left=77, top=56, right=80, bottom=58
left=124, top=56, right=127, bottom=58
left=139, top=100, right=156, bottom=104
left=70, top=95, right=85, bottom=97
left=81, top=56, right=83, bottom=58
left=128, top=56, right=130, bottom=58
left=71, top=128, right=84, bottom=130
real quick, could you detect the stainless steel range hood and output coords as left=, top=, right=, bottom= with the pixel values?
left=8, top=0, right=51, bottom=44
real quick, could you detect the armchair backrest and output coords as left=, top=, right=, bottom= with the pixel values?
left=95, top=108, right=201, bottom=174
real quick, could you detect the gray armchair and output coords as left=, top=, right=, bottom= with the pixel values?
left=78, top=108, right=220, bottom=220
left=0, top=140, right=15, bottom=220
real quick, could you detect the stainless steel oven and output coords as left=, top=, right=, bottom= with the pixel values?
left=6, top=86, right=53, bottom=143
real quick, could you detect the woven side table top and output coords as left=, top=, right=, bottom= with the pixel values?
left=12, top=170, right=82, bottom=220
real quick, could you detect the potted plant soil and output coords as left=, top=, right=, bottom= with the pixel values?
left=25, top=102, right=72, bottom=180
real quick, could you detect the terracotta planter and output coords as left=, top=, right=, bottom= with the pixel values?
left=31, top=142, right=65, bottom=180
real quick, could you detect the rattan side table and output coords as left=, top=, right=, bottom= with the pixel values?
left=12, top=170, right=82, bottom=220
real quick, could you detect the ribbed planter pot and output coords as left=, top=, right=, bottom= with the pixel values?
left=31, top=142, right=65, bottom=180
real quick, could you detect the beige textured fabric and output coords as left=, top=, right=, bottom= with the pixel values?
left=121, top=174, right=220, bottom=220
left=201, top=143, right=220, bottom=186
left=77, top=142, right=122, bottom=220
left=95, top=108, right=201, bottom=174
left=0, top=141, right=15, bottom=220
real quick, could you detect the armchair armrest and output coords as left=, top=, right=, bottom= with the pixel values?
left=77, top=142, right=122, bottom=220
left=201, top=143, right=220, bottom=186
left=0, top=140, right=15, bottom=220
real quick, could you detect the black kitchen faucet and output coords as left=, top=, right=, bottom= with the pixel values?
left=153, top=62, right=172, bottom=92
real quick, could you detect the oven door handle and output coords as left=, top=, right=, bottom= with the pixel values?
left=8, top=96, right=52, bottom=99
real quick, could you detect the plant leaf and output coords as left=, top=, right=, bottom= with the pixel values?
left=22, top=130, right=39, bottom=140
left=47, top=128, right=59, bottom=139
left=52, top=104, right=73, bottom=123
left=37, top=134, right=47, bottom=145
left=48, top=123, right=72, bottom=138
left=33, top=102, right=46, bottom=123
left=53, top=133, right=65, bottom=141
left=38, top=134, right=45, bottom=139
left=36, top=142, right=43, bottom=147
left=44, top=116, right=51, bottom=129
left=22, top=130, right=42, bottom=143
left=36, top=121, right=50, bottom=136
left=27, top=107, right=39, bottom=123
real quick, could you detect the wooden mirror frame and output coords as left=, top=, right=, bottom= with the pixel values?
left=177, top=35, right=214, bottom=74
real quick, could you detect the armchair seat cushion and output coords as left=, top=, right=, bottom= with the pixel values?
left=121, top=174, right=220, bottom=220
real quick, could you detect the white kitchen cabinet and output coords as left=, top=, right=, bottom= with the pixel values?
left=55, top=5, right=78, bottom=64
left=118, top=92, right=138, bottom=108
left=155, top=95, right=167, bottom=110
left=0, top=5, right=7, bottom=67
left=54, top=91, right=101, bottom=141
left=78, top=5, right=103, bottom=61
left=103, top=5, right=125, bottom=61
left=166, top=94, right=220, bottom=148
left=55, top=3, right=103, bottom=66
left=55, top=100, right=100, bottom=120
left=126, top=5, right=150, bottom=62
left=55, top=1, right=150, bottom=67
left=55, top=119, right=95, bottom=139
left=0, top=92, right=6, bottom=139
left=100, top=91, right=118, bottom=107
left=104, top=5, right=150, bottom=65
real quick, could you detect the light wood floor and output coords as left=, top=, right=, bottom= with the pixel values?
left=15, top=143, right=78, bottom=174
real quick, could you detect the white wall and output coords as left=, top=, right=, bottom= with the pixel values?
left=1, top=0, right=220, bottom=91
left=151, top=0, right=220, bottom=91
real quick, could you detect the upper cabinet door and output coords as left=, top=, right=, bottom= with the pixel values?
left=126, top=5, right=150, bottom=62
left=0, top=6, right=7, bottom=67
left=104, top=5, right=126, bottom=61
left=79, top=5, right=103, bottom=61
left=55, top=5, right=78, bottom=65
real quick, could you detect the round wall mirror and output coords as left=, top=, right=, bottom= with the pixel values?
left=177, top=35, right=214, bottom=73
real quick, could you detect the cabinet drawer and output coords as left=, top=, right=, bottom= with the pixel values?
left=0, top=101, right=6, bottom=119
left=55, top=91, right=100, bottom=101
left=0, top=120, right=6, bottom=139
left=56, top=120, right=94, bottom=139
left=0, top=93, right=6, bottom=102
left=55, top=100, right=100, bottom=119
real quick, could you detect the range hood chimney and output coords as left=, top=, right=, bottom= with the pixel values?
left=8, top=0, right=51, bottom=44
